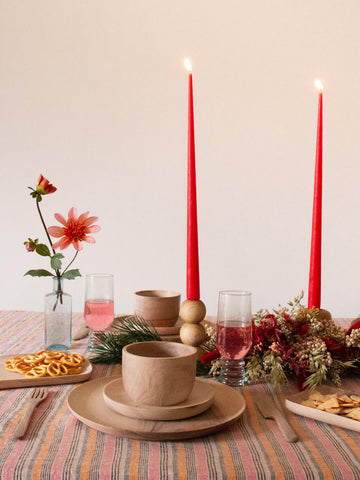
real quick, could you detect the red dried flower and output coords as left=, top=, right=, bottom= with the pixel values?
left=200, top=349, right=220, bottom=364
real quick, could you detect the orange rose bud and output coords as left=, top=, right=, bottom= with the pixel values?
left=36, top=175, right=57, bottom=195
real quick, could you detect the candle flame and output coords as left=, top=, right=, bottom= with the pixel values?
left=184, top=58, right=192, bottom=73
left=315, top=79, right=323, bottom=92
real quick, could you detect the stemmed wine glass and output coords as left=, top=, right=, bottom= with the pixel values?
left=216, top=290, right=252, bottom=386
left=84, top=273, right=114, bottom=349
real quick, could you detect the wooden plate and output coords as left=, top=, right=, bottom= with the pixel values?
left=0, top=353, right=92, bottom=389
left=285, top=385, right=360, bottom=432
left=103, top=377, right=215, bottom=421
left=153, top=317, right=184, bottom=335
left=67, top=376, right=246, bottom=440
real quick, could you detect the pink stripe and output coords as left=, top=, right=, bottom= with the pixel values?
left=232, top=430, right=259, bottom=480
left=148, top=441, right=160, bottom=479
left=50, top=414, right=79, bottom=479
left=100, top=434, right=116, bottom=476
left=305, top=418, right=354, bottom=477
left=193, top=440, right=209, bottom=479
left=0, top=389, right=22, bottom=417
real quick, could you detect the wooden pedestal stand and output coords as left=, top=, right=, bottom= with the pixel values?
left=179, top=299, right=207, bottom=347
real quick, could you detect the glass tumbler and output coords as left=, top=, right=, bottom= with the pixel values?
left=84, top=273, right=114, bottom=349
left=216, top=290, right=252, bottom=386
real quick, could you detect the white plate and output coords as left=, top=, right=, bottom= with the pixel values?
left=103, top=377, right=214, bottom=421
left=285, top=385, right=360, bottom=432
left=67, top=375, right=246, bottom=440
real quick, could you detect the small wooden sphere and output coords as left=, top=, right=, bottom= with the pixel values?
left=297, top=307, right=332, bottom=321
left=180, top=300, right=206, bottom=324
left=318, top=309, right=332, bottom=320
left=180, top=323, right=207, bottom=347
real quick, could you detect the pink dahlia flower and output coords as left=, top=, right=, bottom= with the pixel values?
left=48, top=207, right=101, bottom=251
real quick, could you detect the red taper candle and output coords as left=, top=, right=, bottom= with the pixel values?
left=308, top=80, right=323, bottom=309
left=185, top=59, right=200, bottom=301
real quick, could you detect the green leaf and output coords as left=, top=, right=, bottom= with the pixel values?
left=24, top=269, right=55, bottom=277
left=50, top=253, right=64, bottom=270
left=35, top=244, right=51, bottom=257
left=62, top=269, right=81, bottom=280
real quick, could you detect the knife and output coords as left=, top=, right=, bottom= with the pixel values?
left=255, top=393, right=298, bottom=442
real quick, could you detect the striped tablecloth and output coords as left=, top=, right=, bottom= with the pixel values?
left=1, top=311, right=360, bottom=480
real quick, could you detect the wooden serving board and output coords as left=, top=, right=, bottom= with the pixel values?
left=67, top=375, right=246, bottom=440
left=285, top=384, right=360, bottom=433
left=0, top=354, right=92, bottom=389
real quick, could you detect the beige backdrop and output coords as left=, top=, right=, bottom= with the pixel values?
left=1, top=0, right=360, bottom=317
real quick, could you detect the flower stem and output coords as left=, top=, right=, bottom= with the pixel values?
left=62, top=251, right=78, bottom=275
left=36, top=199, right=63, bottom=308
left=36, top=199, right=56, bottom=256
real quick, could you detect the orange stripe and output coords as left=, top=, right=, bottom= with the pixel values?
left=30, top=400, right=69, bottom=479
left=244, top=387, right=285, bottom=479
left=277, top=391, right=334, bottom=479
left=14, top=325, right=44, bottom=354
left=175, top=443, right=188, bottom=480
left=79, top=427, right=99, bottom=478
left=2, top=312, right=40, bottom=348
left=335, top=426, right=360, bottom=457
left=215, top=431, right=237, bottom=479
left=128, top=440, right=141, bottom=478
left=0, top=404, right=30, bottom=453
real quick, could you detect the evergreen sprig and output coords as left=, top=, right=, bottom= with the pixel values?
left=90, top=315, right=162, bottom=364
left=90, top=315, right=211, bottom=376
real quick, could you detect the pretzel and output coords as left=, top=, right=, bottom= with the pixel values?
left=25, top=365, right=48, bottom=378
left=4, top=360, right=19, bottom=372
left=4, top=351, right=84, bottom=378
left=23, top=353, right=46, bottom=364
left=14, top=361, right=35, bottom=374
left=67, top=366, right=82, bottom=375
left=43, top=351, right=64, bottom=363
left=46, top=361, right=69, bottom=377
left=61, top=353, right=83, bottom=367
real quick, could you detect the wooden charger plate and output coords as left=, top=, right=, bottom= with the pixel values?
left=0, top=353, right=92, bottom=389
left=103, top=377, right=215, bottom=421
left=285, top=384, right=360, bottom=432
left=67, top=375, right=246, bottom=440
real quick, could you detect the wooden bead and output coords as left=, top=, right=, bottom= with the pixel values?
left=318, top=309, right=332, bottom=320
left=297, top=307, right=332, bottom=321
left=180, top=300, right=206, bottom=324
left=180, top=323, right=207, bottom=347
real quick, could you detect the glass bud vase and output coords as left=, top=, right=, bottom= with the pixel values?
left=44, top=277, right=72, bottom=350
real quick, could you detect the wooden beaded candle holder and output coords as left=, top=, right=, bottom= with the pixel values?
left=179, top=299, right=207, bottom=347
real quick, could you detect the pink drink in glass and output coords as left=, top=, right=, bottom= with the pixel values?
left=216, top=323, right=252, bottom=360
left=84, top=299, right=114, bottom=331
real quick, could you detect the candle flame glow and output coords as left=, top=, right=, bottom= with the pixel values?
left=315, top=79, right=323, bottom=92
left=184, top=58, right=192, bottom=73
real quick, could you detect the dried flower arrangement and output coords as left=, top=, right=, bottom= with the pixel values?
left=201, top=292, right=360, bottom=391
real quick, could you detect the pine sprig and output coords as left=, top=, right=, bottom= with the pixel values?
left=90, top=315, right=211, bottom=376
left=112, top=315, right=162, bottom=340
left=91, top=315, right=161, bottom=364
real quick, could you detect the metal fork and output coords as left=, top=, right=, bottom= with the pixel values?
left=13, top=388, right=48, bottom=439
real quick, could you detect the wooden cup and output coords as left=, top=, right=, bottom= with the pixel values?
left=122, top=341, right=197, bottom=406
left=134, top=290, right=181, bottom=328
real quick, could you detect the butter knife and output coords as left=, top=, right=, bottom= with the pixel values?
left=255, top=394, right=298, bottom=442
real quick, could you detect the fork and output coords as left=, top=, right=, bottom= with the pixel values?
left=13, top=388, right=48, bottom=439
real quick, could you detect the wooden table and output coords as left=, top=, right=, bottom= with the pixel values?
left=1, top=310, right=360, bottom=479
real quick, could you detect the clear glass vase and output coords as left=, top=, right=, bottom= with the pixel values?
left=44, top=277, right=72, bottom=350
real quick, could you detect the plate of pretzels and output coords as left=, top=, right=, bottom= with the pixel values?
left=0, top=350, right=92, bottom=389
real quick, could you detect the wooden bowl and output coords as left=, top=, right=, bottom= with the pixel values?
left=122, top=341, right=197, bottom=406
left=134, top=290, right=181, bottom=328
